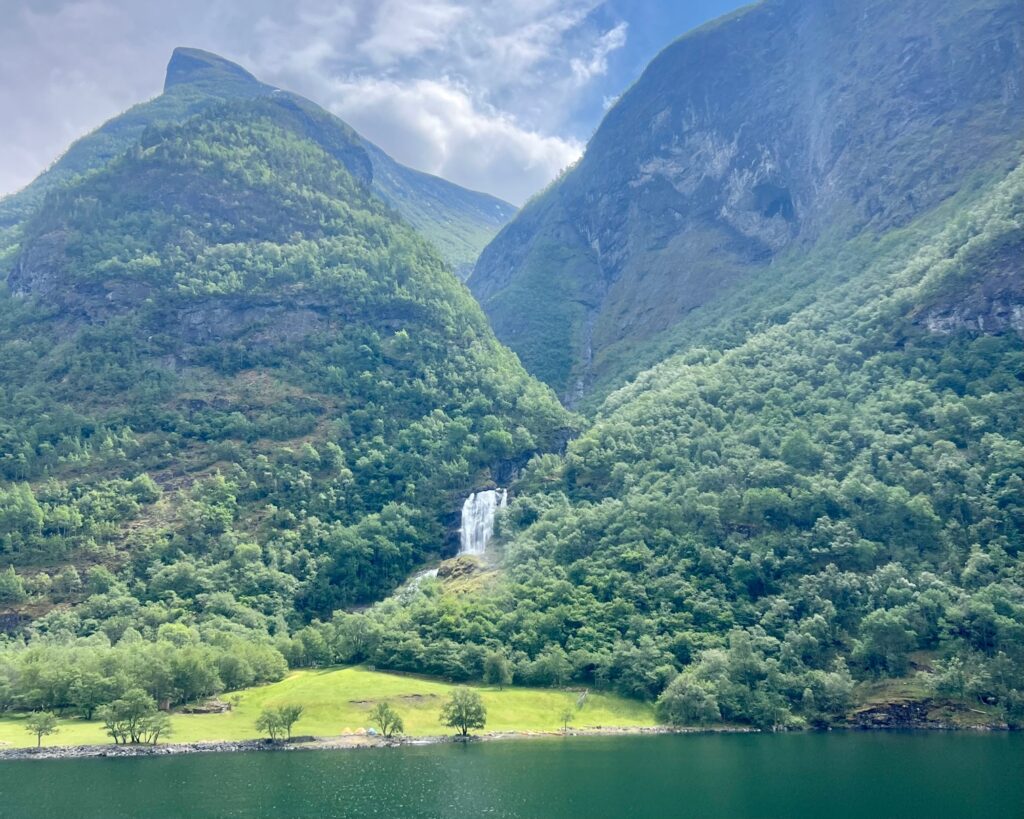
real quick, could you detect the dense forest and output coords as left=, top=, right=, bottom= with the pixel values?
left=0, top=14, right=1021, bottom=737
left=324, top=162, right=1024, bottom=729
left=0, top=97, right=569, bottom=718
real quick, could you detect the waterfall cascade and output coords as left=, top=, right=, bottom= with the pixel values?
left=459, top=489, right=508, bottom=555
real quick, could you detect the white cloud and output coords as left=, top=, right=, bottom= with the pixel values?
left=325, top=76, right=583, bottom=204
left=358, top=1, right=468, bottom=66
left=0, top=0, right=628, bottom=204
left=571, top=21, right=627, bottom=84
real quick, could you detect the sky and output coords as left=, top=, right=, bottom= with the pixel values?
left=0, top=0, right=744, bottom=206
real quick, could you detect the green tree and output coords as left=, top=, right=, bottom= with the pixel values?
left=656, top=675, right=721, bottom=725
left=70, top=671, right=119, bottom=720
left=440, top=687, right=487, bottom=736
left=0, top=566, right=26, bottom=604
left=278, top=704, right=303, bottom=739
left=140, top=712, right=173, bottom=745
left=255, top=708, right=284, bottom=741
left=483, top=651, right=513, bottom=690
left=52, top=565, right=82, bottom=600
left=96, top=689, right=161, bottom=744
left=854, top=608, right=917, bottom=676
left=24, top=712, right=59, bottom=748
left=529, top=645, right=572, bottom=687
left=934, top=657, right=970, bottom=701
left=256, top=704, right=303, bottom=740
left=558, top=706, right=574, bottom=732
left=369, top=702, right=404, bottom=738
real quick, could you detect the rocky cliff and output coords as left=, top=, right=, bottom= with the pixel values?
left=469, top=0, right=1024, bottom=402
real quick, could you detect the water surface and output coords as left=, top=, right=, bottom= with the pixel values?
left=1, top=732, right=1020, bottom=818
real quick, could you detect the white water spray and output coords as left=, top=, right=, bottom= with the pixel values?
left=459, top=489, right=508, bottom=555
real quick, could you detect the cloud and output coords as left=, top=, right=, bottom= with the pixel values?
left=325, top=77, right=583, bottom=204
left=0, top=1, right=162, bottom=195
left=357, top=1, right=468, bottom=66
left=0, top=0, right=629, bottom=204
left=571, top=21, right=627, bottom=84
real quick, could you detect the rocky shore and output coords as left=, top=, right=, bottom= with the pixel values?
left=0, top=714, right=1008, bottom=762
left=0, top=725, right=756, bottom=761
left=849, top=699, right=1010, bottom=731
left=0, top=737, right=322, bottom=762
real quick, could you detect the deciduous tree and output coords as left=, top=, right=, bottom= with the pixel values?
left=370, top=702, right=404, bottom=738
left=440, top=687, right=486, bottom=736
left=24, top=712, right=58, bottom=747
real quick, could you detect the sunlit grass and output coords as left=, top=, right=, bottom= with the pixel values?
left=0, top=665, right=656, bottom=749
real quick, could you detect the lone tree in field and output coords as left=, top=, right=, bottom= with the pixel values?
left=256, top=705, right=304, bottom=741
left=370, top=702, right=404, bottom=738
left=25, top=712, right=58, bottom=747
left=559, top=707, right=574, bottom=732
left=440, top=687, right=487, bottom=737
left=279, top=704, right=304, bottom=739
left=483, top=652, right=513, bottom=690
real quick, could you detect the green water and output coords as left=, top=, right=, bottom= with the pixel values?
left=1, top=733, right=1021, bottom=818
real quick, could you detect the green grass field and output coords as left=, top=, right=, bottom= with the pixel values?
left=0, top=666, right=657, bottom=749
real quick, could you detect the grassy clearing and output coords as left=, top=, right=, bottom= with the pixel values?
left=855, top=675, right=934, bottom=705
left=0, top=666, right=656, bottom=749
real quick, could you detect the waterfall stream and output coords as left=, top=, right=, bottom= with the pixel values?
left=459, top=489, right=508, bottom=555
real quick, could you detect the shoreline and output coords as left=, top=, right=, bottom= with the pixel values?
left=0, top=725, right=726, bottom=762
left=0, top=720, right=1009, bottom=762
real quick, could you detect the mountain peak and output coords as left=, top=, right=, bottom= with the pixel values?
left=164, top=47, right=263, bottom=93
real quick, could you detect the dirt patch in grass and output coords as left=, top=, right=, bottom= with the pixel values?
left=348, top=693, right=440, bottom=705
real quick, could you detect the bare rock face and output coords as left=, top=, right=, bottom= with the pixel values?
left=177, top=302, right=330, bottom=346
left=163, top=47, right=264, bottom=93
left=923, top=299, right=1024, bottom=337
left=7, top=230, right=70, bottom=301
left=916, top=243, right=1024, bottom=338
left=469, top=0, right=1024, bottom=402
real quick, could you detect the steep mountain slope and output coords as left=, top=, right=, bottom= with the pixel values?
left=0, top=48, right=515, bottom=277
left=312, top=0, right=1024, bottom=728
left=351, top=154, right=1024, bottom=728
left=0, top=94, right=570, bottom=641
left=361, top=141, right=516, bottom=281
left=470, top=0, right=1023, bottom=402
left=0, top=49, right=273, bottom=238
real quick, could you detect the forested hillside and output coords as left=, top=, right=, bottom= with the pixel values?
left=343, top=158, right=1024, bottom=728
left=0, top=0, right=1020, bottom=736
left=0, top=94, right=569, bottom=711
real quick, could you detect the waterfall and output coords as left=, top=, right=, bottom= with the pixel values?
left=459, top=489, right=508, bottom=556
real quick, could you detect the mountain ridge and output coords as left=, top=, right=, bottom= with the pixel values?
left=0, top=91, right=570, bottom=624
left=469, top=0, right=1024, bottom=403
left=0, top=48, right=515, bottom=278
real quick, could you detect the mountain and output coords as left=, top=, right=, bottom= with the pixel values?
left=1, top=1, right=1022, bottom=733
left=0, top=48, right=515, bottom=278
left=352, top=113, right=1024, bottom=730
left=0, top=49, right=272, bottom=239
left=332, top=0, right=1024, bottom=729
left=0, top=90, right=570, bottom=644
left=469, top=0, right=1023, bottom=403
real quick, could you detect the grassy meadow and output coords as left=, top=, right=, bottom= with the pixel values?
left=0, top=666, right=656, bottom=749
